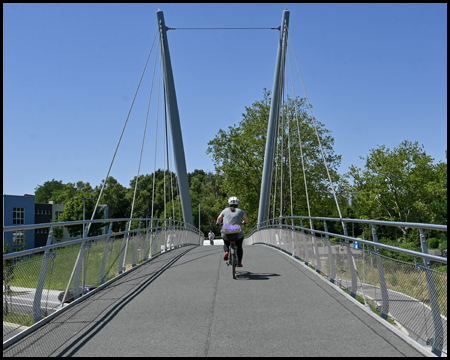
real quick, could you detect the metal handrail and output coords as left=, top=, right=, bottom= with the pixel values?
left=249, top=216, right=447, bottom=264
left=3, top=217, right=192, bottom=232
left=257, top=216, right=447, bottom=231
left=3, top=217, right=203, bottom=261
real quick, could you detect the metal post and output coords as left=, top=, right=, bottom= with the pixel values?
left=82, top=200, right=85, bottom=236
left=343, top=222, right=357, bottom=297
left=419, top=228, right=444, bottom=355
left=311, top=222, right=321, bottom=273
left=324, top=220, right=336, bottom=283
left=99, top=222, right=113, bottom=284
left=258, top=10, right=290, bottom=225
left=156, top=10, right=193, bottom=226
left=33, top=227, right=54, bottom=322
left=372, top=224, right=389, bottom=319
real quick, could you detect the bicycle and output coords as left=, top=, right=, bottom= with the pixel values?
left=226, top=238, right=238, bottom=279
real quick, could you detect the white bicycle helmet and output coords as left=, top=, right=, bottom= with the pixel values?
left=228, top=196, right=239, bottom=206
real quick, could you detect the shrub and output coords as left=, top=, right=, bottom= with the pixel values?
left=439, top=240, right=447, bottom=252
left=427, top=237, right=440, bottom=249
left=378, top=238, right=421, bottom=263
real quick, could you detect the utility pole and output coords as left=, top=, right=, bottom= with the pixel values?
left=75, top=197, right=94, bottom=237
left=156, top=10, right=193, bottom=226
left=258, top=10, right=290, bottom=225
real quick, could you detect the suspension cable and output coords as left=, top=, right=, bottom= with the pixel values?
left=128, top=39, right=160, bottom=228
left=287, top=48, right=313, bottom=229
left=286, top=73, right=294, bottom=219
left=87, top=30, right=159, bottom=236
left=151, top=57, right=162, bottom=220
left=167, top=120, right=176, bottom=220
left=167, top=27, right=279, bottom=30
left=288, top=32, right=343, bottom=220
left=272, top=140, right=279, bottom=219
left=163, top=84, right=167, bottom=223
left=280, top=82, right=285, bottom=217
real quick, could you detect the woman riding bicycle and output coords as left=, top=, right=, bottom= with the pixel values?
left=216, top=196, right=249, bottom=267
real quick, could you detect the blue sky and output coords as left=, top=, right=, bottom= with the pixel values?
left=3, top=3, right=447, bottom=196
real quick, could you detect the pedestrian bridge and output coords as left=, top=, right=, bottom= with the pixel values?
left=2, top=219, right=447, bottom=357
left=1, top=242, right=433, bottom=357
left=3, top=9, right=447, bottom=357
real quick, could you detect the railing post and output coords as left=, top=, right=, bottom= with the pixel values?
left=311, top=222, right=321, bottom=273
left=419, top=228, right=444, bottom=356
left=33, top=227, right=54, bottom=323
left=118, top=232, right=127, bottom=274
left=99, top=222, right=113, bottom=284
left=302, top=219, right=309, bottom=265
left=343, top=222, right=358, bottom=297
left=132, top=222, right=140, bottom=267
left=71, top=244, right=85, bottom=301
left=324, top=220, right=336, bottom=283
left=143, top=221, right=151, bottom=261
left=372, top=224, right=389, bottom=320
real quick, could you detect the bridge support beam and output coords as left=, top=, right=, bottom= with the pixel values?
left=258, top=10, right=290, bottom=225
left=157, top=10, right=193, bottom=226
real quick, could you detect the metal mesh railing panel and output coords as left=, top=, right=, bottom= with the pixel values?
left=3, top=219, right=202, bottom=344
left=247, top=227, right=447, bottom=355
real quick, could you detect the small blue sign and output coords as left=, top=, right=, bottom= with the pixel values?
left=354, top=241, right=360, bottom=249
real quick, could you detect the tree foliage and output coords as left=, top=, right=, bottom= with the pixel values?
left=348, top=140, right=447, bottom=238
left=34, top=179, right=65, bottom=203
left=32, top=91, right=446, bottom=249
left=207, top=89, right=347, bottom=227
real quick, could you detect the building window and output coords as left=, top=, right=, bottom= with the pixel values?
left=13, top=230, right=24, bottom=245
left=13, top=207, right=25, bottom=225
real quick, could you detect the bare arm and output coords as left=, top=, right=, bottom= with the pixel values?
left=242, top=214, right=249, bottom=224
left=216, top=213, right=223, bottom=225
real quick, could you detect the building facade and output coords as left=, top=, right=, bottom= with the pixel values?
left=3, top=194, right=36, bottom=251
left=34, top=202, right=53, bottom=248
left=4, top=194, right=109, bottom=253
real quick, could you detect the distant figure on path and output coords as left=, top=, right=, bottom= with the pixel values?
left=208, top=230, right=215, bottom=245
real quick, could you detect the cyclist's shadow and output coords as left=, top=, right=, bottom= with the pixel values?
left=236, top=271, right=280, bottom=280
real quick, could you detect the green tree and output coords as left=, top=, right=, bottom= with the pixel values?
left=51, top=182, right=77, bottom=205
left=189, top=170, right=227, bottom=236
left=94, top=176, right=130, bottom=231
left=348, top=141, right=446, bottom=238
left=59, top=190, right=105, bottom=236
left=207, top=89, right=345, bottom=226
left=3, top=242, right=14, bottom=315
left=34, top=179, right=65, bottom=203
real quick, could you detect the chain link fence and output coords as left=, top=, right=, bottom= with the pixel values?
left=3, top=218, right=202, bottom=344
left=247, top=217, right=447, bottom=356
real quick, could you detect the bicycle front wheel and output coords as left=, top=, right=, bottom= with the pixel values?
left=231, top=249, right=236, bottom=279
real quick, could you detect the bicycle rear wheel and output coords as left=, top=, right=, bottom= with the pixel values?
left=231, top=243, right=236, bottom=279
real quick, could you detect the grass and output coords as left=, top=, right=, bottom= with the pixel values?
left=340, top=288, right=397, bottom=326
left=3, top=312, right=35, bottom=327
left=3, top=233, right=164, bottom=291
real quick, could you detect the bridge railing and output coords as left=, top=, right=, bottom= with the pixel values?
left=247, top=217, right=447, bottom=357
left=3, top=218, right=203, bottom=343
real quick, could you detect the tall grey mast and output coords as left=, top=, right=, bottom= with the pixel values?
left=157, top=10, right=193, bottom=226
left=258, top=10, right=290, bottom=225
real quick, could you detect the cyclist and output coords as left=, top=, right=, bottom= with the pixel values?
left=208, top=230, right=215, bottom=245
left=216, top=196, right=249, bottom=267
